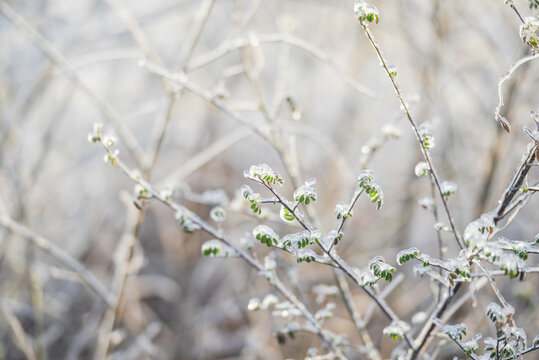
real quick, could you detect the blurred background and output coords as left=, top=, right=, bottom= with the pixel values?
left=0, top=0, right=538, bottom=359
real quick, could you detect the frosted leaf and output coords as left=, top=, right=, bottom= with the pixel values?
left=369, top=256, right=396, bottom=281
left=247, top=297, right=261, bottom=311
left=280, top=231, right=314, bottom=249
left=444, top=250, right=471, bottom=280
left=358, top=169, right=375, bottom=188
left=323, top=229, right=343, bottom=248
left=312, top=284, right=339, bottom=303
left=210, top=206, right=226, bottom=222
left=418, top=125, right=435, bottom=150
left=440, top=181, right=457, bottom=197
left=280, top=205, right=295, bottom=222
left=240, top=185, right=253, bottom=199
left=484, top=337, right=496, bottom=353
left=175, top=211, right=201, bottom=233
left=520, top=16, right=539, bottom=50
left=483, top=243, right=503, bottom=262
left=262, top=294, right=279, bottom=309
left=433, top=222, right=445, bottom=231
left=383, top=320, right=410, bottom=340
left=501, top=239, right=531, bottom=260
left=441, top=322, right=467, bottom=340
left=462, top=333, right=482, bottom=355
left=396, top=247, right=420, bottom=265
left=354, top=1, right=380, bottom=24
left=88, top=122, right=103, bottom=143
left=414, top=162, right=430, bottom=177
left=533, top=334, right=539, bottom=347
left=535, top=233, right=539, bottom=244
left=334, top=201, right=351, bottom=219
left=486, top=303, right=514, bottom=324
left=294, top=179, right=317, bottom=205
left=134, top=184, right=149, bottom=198
left=296, top=248, right=317, bottom=263
left=253, top=225, right=279, bottom=247
left=418, top=197, right=434, bottom=210
left=358, top=268, right=378, bottom=287
left=382, top=124, right=401, bottom=139
left=499, top=253, right=523, bottom=279
left=201, top=239, right=236, bottom=257
left=387, top=65, right=397, bottom=78
left=463, top=214, right=494, bottom=249
left=366, top=183, right=384, bottom=209
left=159, top=188, right=173, bottom=200
left=246, top=192, right=262, bottom=215
left=102, top=134, right=116, bottom=147
left=245, top=164, right=283, bottom=185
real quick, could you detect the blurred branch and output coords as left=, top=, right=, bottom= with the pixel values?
left=187, top=33, right=376, bottom=98
left=0, top=1, right=146, bottom=166
left=0, top=210, right=116, bottom=308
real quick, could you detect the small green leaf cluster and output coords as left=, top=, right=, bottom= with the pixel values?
left=201, top=239, right=236, bottom=257
left=396, top=247, right=420, bottom=265
left=175, top=211, right=201, bottom=233
left=440, top=181, right=457, bottom=197
left=241, top=185, right=262, bottom=215
left=293, top=178, right=317, bottom=205
left=210, top=206, right=226, bottom=222
left=354, top=1, right=380, bottom=24
left=442, top=323, right=467, bottom=341
left=358, top=169, right=384, bottom=209
left=280, top=206, right=295, bottom=222
left=462, top=334, right=482, bottom=357
left=296, top=249, right=317, bottom=263
left=281, top=231, right=316, bottom=249
left=418, top=125, right=436, bottom=150
left=368, top=256, right=396, bottom=282
left=520, top=16, right=539, bottom=50
left=253, top=225, right=279, bottom=247
left=245, top=164, right=283, bottom=185
left=334, top=201, right=351, bottom=220
left=383, top=320, right=410, bottom=340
